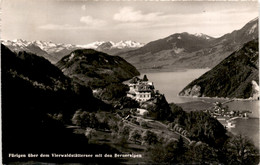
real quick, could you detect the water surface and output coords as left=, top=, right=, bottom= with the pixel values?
left=141, top=69, right=210, bottom=103
left=140, top=69, right=259, bottom=148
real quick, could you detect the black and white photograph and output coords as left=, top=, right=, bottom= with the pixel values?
left=1, top=0, right=259, bottom=164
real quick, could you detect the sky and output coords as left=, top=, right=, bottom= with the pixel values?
left=1, top=0, right=259, bottom=45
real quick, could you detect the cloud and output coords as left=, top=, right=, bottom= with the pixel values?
left=38, top=24, right=79, bottom=30
left=81, top=5, right=86, bottom=11
left=38, top=23, right=105, bottom=30
left=80, top=16, right=106, bottom=26
left=112, top=8, right=257, bottom=39
left=39, top=15, right=106, bottom=30
left=113, top=7, right=163, bottom=22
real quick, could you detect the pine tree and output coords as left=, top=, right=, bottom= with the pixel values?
left=143, top=75, right=148, bottom=81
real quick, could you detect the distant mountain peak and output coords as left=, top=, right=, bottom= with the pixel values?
left=77, top=40, right=145, bottom=55
left=2, top=39, right=81, bottom=63
left=112, top=40, right=145, bottom=49
left=77, top=40, right=144, bottom=51
left=193, top=33, right=214, bottom=40
left=78, top=41, right=106, bottom=49
left=194, top=33, right=205, bottom=37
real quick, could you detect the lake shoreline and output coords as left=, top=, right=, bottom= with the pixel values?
left=138, top=69, right=259, bottom=150
left=175, top=98, right=259, bottom=118
left=139, top=69, right=259, bottom=115
left=177, top=95, right=259, bottom=103
left=139, top=67, right=210, bottom=73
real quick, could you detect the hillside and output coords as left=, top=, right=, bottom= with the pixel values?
left=179, top=39, right=259, bottom=99
left=1, top=44, right=116, bottom=163
left=1, top=44, right=105, bottom=112
left=56, top=49, right=140, bottom=88
left=119, top=18, right=258, bottom=71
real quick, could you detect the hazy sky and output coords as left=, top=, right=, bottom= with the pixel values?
left=1, top=0, right=258, bottom=44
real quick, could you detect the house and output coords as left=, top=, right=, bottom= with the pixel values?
left=136, top=108, right=149, bottom=116
left=127, top=75, right=155, bottom=102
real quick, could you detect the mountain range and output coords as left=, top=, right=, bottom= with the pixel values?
left=96, top=40, right=144, bottom=55
left=3, top=18, right=257, bottom=72
left=179, top=39, right=259, bottom=99
left=1, top=39, right=144, bottom=63
left=118, top=17, right=258, bottom=71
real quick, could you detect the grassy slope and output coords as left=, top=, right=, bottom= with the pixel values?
left=77, top=111, right=184, bottom=164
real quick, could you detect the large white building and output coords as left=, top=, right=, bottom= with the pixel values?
left=127, top=76, right=155, bottom=102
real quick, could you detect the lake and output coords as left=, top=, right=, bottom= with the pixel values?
left=140, top=69, right=259, bottom=148
left=141, top=69, right=210, bottom=103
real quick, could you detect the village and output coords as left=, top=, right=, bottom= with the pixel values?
left=204, top=101, right=251, bottom=128
left=125, top=75, right=251, bottom=129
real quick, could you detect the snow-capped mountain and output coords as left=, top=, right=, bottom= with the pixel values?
left=112, top=40, right=144, bottom=49
left=78, top=40, right=145, bottom=55
left=77, top=41, right=106, bottom=49
left=1, top=39, right=82, bottom=63
left=1, top=39, right=59, bottom=63
left=1, top=39, right=145, bottom=63
left=80, top=40, right=144, bottom=50
left=97, top=40, right=145, bottom=55
left=193, top=33, right=214, bottom=40
left=31, top=40, right=80, bottom=60
left=2, top=39, right=32, bottom=48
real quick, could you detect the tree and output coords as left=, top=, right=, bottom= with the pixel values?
left=85, top=128, right=96, bottom=139
left=149, top=144, right=168, bottom=163
left=225, top=134, right=259, bottom=165
left=71, top=110, right=99, bottom=128
left=140, top=120, right=149, bottom=128
left=88, top=113, right=99, bottom=128
left=142, top=130, right=158, bottom=145
left=143, top=75, right=148, bottom=81
left=72, top=110, right=82, bottom=126
left=177, top=136, right=185, bottom=154
left=167, top=136, right=188, bottom=163
left=164, top=139, right=179, bottom=163
left=129, top=129, right=141, bottom=144
left=186, top=142, right=217, bottom=164
left=118, top=125, right=131, bottom=139
left=150, top=137, right=187, bottom=164
left=100, top=83, right=129, bottom=100
left=119, top=96, right=139, bottom=109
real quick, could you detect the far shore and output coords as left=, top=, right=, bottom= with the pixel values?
left=177, top=95, right=259, bottom=103
left=138, top=67, right=210, bottom=73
